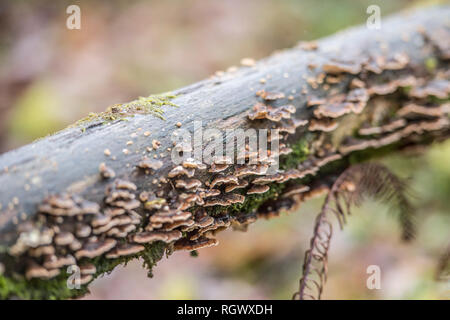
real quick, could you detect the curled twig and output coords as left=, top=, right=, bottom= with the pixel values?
left=293, top=163, right=415, bottom=300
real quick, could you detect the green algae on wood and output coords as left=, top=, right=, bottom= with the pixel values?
left=72, top=92, right=178, bottom=128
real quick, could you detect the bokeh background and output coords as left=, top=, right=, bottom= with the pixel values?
left=0, top=0, right=448, bottom=299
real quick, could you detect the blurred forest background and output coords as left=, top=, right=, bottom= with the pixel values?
left=0, top=0, right=448, bottom=299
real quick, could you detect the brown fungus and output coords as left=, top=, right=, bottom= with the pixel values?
left=114, top=179, right=137, bottom=191
left=92, top=219, right=121, bottom=234
left=90, top=214, right=111, bottom=228
left=29, top=245, right=55, bottom=258
left=298, top=41, right=318, bottom=51
left=248, top=103, right=269, bottom=120
left=252, top=174, right=284, bottom=185
left=307, top=96, right=327, bottom=107
left=176, top=194, right=204, bottom=210
left=75, top=224, right=91, bottom=238
left=350, top=78, right=366, bottom=89
left=383, top=52, right=410, bottom=70
left=409, top=79, right=450, bottom=99
left=99, top=162, right=116, bottom=179
left=69, top=239, right=82, bottom=251
left=182, top=158, right=206, bottom=170
left=358, top=119, right=407, bottom=135
left=75, top=238, right=117, bottom=259
left=204, top=194, right=245, bottom=207
left=197, top=189, right=220, bottom=199
left=54, top=232, right=75, bottom=246
left=78, top=274, right=93, bottom=285
left=338, top=138, right=374, bottom=155
left=309, top=118, right=339, bottom=132
left=277, top=169, right=305, bottom=183
left=38, top=195, right=99, bottom=217
left=322, top=61, right=361, bottom=75
left=196, top=215, right=215, bottom=228
left=25, top=263, right=55, bottom=280
left=117, top=224, right=137, bottom=235
left=397, top=104, right=445, bottom=118
left=301, top=183, right=330, bottom=201
left=104, top=207, right=126, bottom=217
left=368, top=76, right=418, bottom=96
left=256, top=90, right=286, bottom=100
left=105, top=190, right=136, bottom=204
left=162, top=219, right=195, bottom=231
left=132, top=230, right=181, bottom=244
left=137, top=159, right=163, bottom=171
left=110, top=199, right=141, bottom=210
left=210, top=175, right=238, bottom=188
left=190, top=220, right=230, bottom=240
left=79, top=263, right=96, bottom=275
left=208, top=163, right=229, bottom=173
left=282, top=185, right=310, bottom=198
left=279, top=146, right=293, bottom=156
left=314, top=153, right=342, bottom=168
left=248, top=103, right=292, bottom=122
left=174, top=237, right=218, bottom=251
left=225, top=179, right=249, bottom=192
left=46, top=195, right=75, bottom=209
left=175, top=179, right=202, bottom=190
left=42, top=254, right=76, bottom=270
left=113, top=215, right=133, bottom=226
left=314, top=102, right=353, bottom=119
left=234, top=164, right=268, bottom=177
left=152, top=139, right=161, bottom=150
left=213, top=155, right=233, bottom=165
left=168, top=166, right=195, bottom=178
left=105, top=243, right=145, bottom=259
left=247, top=185, right=270, bottom=195
left=149, top=210, right=191, bottom=224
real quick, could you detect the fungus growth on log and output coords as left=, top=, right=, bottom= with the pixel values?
left=0, top=6, right=449, bottom=299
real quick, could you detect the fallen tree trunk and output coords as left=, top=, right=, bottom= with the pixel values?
left=0, top=6, right=449, bottom=299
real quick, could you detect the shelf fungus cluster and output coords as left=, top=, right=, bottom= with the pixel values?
left=10, top=179, right=148, bottom=282
left=1, top=13, right=449, bottom=297
left=8, top=54, right=449, bottom=287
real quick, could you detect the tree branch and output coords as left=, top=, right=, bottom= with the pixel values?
left=0, top=6, right=449, bottom=299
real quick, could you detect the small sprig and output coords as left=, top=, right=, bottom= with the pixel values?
left=294, top=162, right=415, bottom=300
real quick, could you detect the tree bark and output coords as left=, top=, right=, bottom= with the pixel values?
left=0, top=6, right=449, bottom=299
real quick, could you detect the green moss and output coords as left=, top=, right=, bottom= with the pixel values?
left=424, top=57, right=438, bottom=73
left=190, top=250, right=199, bottom=257
left=401, top=85, right=412, bottom=95
left=428, top=96, right=450, bottom=105
left=72, top=92, right=178, bottom=129
left=230, top=184, right=285, bottom=216
left=0, top=271, right=88, bottom=300
left=140, top=242, right=167, bottom=278
left=280, top=137, right=310, bottom=170
left=0, top=242, right=167, bottom=300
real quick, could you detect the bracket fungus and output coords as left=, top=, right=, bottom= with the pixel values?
left=247, top=185, right=271, bottom=195
left=137, top=159, right=164, bottom=171
left=174, top=237, right=218, bottom=251
left=99, top=162, right=116, bottom=179
left=75, top=238, right=117, bottom=259
left=1, top=7, right=449, bottom=299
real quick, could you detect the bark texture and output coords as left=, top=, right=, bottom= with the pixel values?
left=0, top=6, right=449, bottom=299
